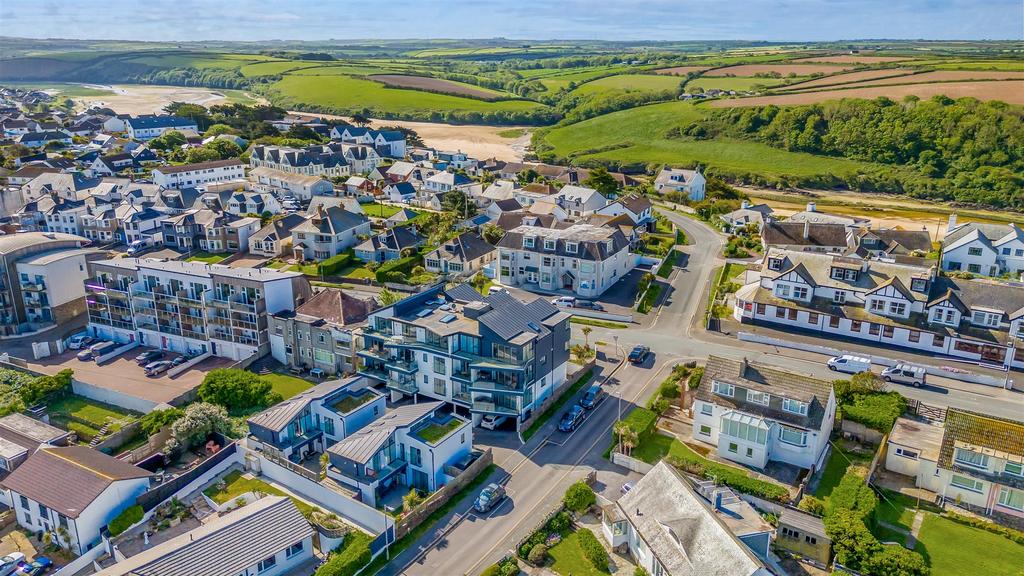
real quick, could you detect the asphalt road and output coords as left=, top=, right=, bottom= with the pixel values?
left=383, top=208, right=1024, bottom=575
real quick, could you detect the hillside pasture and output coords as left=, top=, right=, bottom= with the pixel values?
left=704, top=63, right=850, bottom=76
left=709, top=80, right=1024, bottom=107
left=239, top=61, right=324, bottom=77
left=653, top=66, right=710, bottom=76
left=572, top=74, right=682, bottom=94
left=804, top=69, right=1024, bottom=89
left=778, top=68, right=918, bottom=91
left=792, top=54, right=913, bottom=64
left=0, top=57, right=83, bottom=80
left=687, top=75, right=797, bottom=92
left=367, top=74, right=508, bottom=100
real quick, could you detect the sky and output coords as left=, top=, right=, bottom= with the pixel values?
left=1, top=0, right=1021, bottom=42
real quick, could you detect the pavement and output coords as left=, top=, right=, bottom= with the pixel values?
left=383, top=207, right=1024, bottom=575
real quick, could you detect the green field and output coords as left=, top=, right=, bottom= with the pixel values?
left=540, top=101, right=880, bottom=177
left=686, top=75, right=798, bottom=92
left=572, top=74, right=681, bottom=95
left=7, top=82, right=114, bottom=97
left=239, top=61, right=323, bottom=77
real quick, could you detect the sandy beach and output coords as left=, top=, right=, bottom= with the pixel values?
left=74, top=84, right=266, bottom=115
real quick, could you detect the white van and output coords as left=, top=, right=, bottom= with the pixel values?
left=827, top=355, right=872, bottom=374
left=881, top=364, right=927, bottom=387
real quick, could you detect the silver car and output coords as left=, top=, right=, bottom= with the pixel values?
left=881, top=364, right=927, bottom=387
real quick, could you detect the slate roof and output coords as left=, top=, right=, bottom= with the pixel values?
left=294, top=206, right=369, bottom=236
left=95, top=496, right=314, bottom=576
left=328, top=401, right=441, bottom=464
left=427, top=232, right=496, bottom=263
left=493, top=198, right=523, bottom=212
left=154, top=159, right=244, bottom=175
left=2, top=446, right=150, bottom=518
left=497, top=224, right=630, bottom=262
left=249, top=376, right=369, bottom=433
left=387, top=207, right=419, bottom=223
left=696, top=355, right=833, bottom=430
left=494, top=211, right=558, bottom=231
left=762, top=221, right=848, bottom=248
left=854, top=228, right=932, bottom=254
left=292, top=288, right=376, bottom=327
left=356, top=226, right=422, bottom=254
left=250, top=213, right=306, bottom=243
left=937, top=408, right=1024, bottom=470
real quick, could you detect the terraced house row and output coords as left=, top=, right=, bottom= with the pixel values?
left=734, top=248, right=1024, bottom=369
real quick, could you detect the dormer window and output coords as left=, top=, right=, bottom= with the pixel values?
left=911, top=278, right=928, bottom=292
left=746, top=390, right=769, bottom=405
left=954, top=447, right=990, bottom=470
left=971, top=310, right=1001, bottom=327
left=544, top=239, right=556, bottom=251
left=566, top=242, right=578, bottom=254
left=712, top=380, right=734, bottom=397
left=768, top=258, right=783, bottom=271
left=830, top=267, right=843, bottom=280
left=523, top=236, right=535, bottom=248
left=782, top=398, right=808, bottom=415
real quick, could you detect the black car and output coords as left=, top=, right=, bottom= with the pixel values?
left=628, top=345, right=651, bottom=364
left=558, top=405, right=586, bottom=432
left=579, top=384, right=605, bottom=410
left=135, top=350, right=164, bottom=365
left=575, top=300, right=605, bottom=311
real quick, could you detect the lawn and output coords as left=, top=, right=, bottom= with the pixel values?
left=185, top=251, right=227, bottom=264
left=204, top=470, right=315, bottom=517
left=416, top=418, right=463, bottom=443
left=813, top=444, right=873, bottom=503
left=360, top=203, right=403, bottom=218
left=539, top=101, right=883, bottom=178
left=260, top=373, right=314, bottom=400
left=655, top=249, right=677, bottom=278
left=570, top=317, right=628, bottom=329
left=48, top=395, right=138, bottom=432
left=522, top=370, right=594, bottom=441
left=548, top=530, right=608, bottom=576
left=914, top=513, right=1024, bottom=576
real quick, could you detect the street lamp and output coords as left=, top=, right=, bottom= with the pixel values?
left=613, top=335, right=622, bottom=421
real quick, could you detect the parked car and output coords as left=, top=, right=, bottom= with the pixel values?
left=479, top=415, right=508, bottom=430
left=620, top=482, right=634, bottom=495
left=827, top=354, right=872, bottom=374
left=881, top=364, right=927, bottom=387
left=17, top=558, right=51, bottom=576
left=135, top=350, right=164, bottom=365
left=579, top=384, right=606, bottom=410
left=76, top=340, right=108, bottom=361
left=66, top=332, right=93, bottom=350
left=574, top=300, right=604, bottom=311
left=628, top=345, right=651, bottom=364
left=144, top=360, right=173, bottom=376
left=170, top=355, right=188, bottom=367
left=90, top=341, right=119, bottom=361
left=551, top=296, right=576, bottom=308
left=558, top=405, right=586, bottom=432
left=126, top=238, right=154, bottom=256
left=473, top=483, right=507, bottom=513
left=488, top=287, right=508, bottom=295
left=0, top=552, right=25, bottom=576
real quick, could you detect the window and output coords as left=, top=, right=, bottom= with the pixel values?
left=775, top=307, right=786, bottom=319
left=805, top=535, right=817, bottom=545
left=699, top=425, right=711, bottom=436
left=882, top=326, right=895, bottom=338
left=522, top=236, right=535, bottom=248
left=782, top=398, right=808, bottom=415
left=728, top=442, right=738, bottom=454
left=768, top=258, right=783, bottom=271
left=756, top=303, right=766, bottom=315
left=434, top=378, right=446, bottom=396
left=950, top=474, right=984, bottom=493
left=543, top=239, right=555, bottom=251
left=909, top=330, right=920, bottom=343
left=968, top=247, right=984, bottom=256
left=746, top=390, right=769, bottom=405
left=998, top=487, right=1024, bottom=511
left=566, top=242, right=577, bottom=253
left=829, top=316, right=840, bottom=329
left=323, top=417, right=335, bottom=437
left=894, top=447, right=919, bottom=460
left=793, top=286, right=808, bottom=300
left=410, top=446, right=422, bottom=466
left=833, top=291, right=847, bottom=304
left=712, top=381, right=734, bottom=397
left=721, top=418, right=767, bottom=444
left=870, top=299, right=885, bottom=312
left=1005, top=462, right=1024, bottom=477
left=257, top=555, right=277, bottom=572
left=808, top=312, right=819, bottom=325
left=889, top=302, right=906, bottom=316
left=781, top=527, right=799, bottom=538
left=778, top=426, right=807, bottom=447
left=433, top=357, right=446, bottom=375
left=968, top=263, right=981, bottom=274
left=775, top=284, right=790, bottom=298
left=701, top=403, right=713, bottom=416
left=286, top=541, right=305, bottom=558
left=955, top=448, right=990, bottom=470
left=19, top=496, right=28, bottom=510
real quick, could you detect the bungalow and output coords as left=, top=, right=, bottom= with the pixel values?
left=385, top=208, right=419, bottom=228
left=720, top=201, right=775, bottom=232
left=18, top=130, right=72, bottom=148
left=291, top=206, right=371, bottom=260
left=423, top=232, right=496, bottom=277
left=485, top=198, right=523, bottom=220
left=248, top=213, right=306, bottom=258
left=125, top=115, right=198, bottom=140
left=250, top=166, right=333, bottom=201
left=354, top=227, right=423, bottom=263
left=326, top=402, right=472, bottom=508
left=786, top=202, right=870, bottom=228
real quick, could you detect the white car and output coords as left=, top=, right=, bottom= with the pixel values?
left=827, top=355, right=871, bottom=374
left=67, top=332, right=93, bottom=350
left=480, top=415, right=508, bottom=430
left=550, top=296, right=576, bottom=308
left=0, top=552, right=25, bottom=576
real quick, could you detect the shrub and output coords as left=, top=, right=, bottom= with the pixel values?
left=317, top=251, right=354, bottom=276
left=519, top=531, right=547, bottom=558
left=315, top=531, right=373, bottom=576
left=20, top=369, right=73, bottom=405
left=374, top=253, right=421, bottom=283
left=667, top=452, right=790, bottom=503
left=650, top=396, right=670, bottom=415
left=945, top=511, right=1024, bottom=545
left=564, top=481, right=596, bottom=513
left=480, top=564, right=501, bottom=576
left=139, top=408, right=184, bottom=436
left=797, top=495, right=826, bottom=516
left=576, top=528, right=608, bottom=572
left=687, top=366, right=704, bottom=389
left=825, top=508, right=881, bottom=569
left=546, top=511, right=571, bottom=533
left=635, top=568, right=651, bottom=576
left=108, top=505, right=143, bottom=537
left=862, top=545, right=930, bottom=576
left=828, top=471, right=878, bottom=521
left=842, top=392, right=906, bottom=432
left=657, top=377, right=681, bottom=399
left=527, top=543, right=548, bottom=565
left=499, top=560, right=519, bottom=576
left=198, top=368, right=281, bottom=411
left=618, top=407, right=658, bottom=444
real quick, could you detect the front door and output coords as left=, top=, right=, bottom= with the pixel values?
left=410, top=468, right=429, bottom=492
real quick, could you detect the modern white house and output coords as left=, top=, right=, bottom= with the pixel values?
left=152, top=159, right=246, bottom=190
left=495, top=224, right=634, bottom=297
left=3, top=446, right=151, bottom=555
left=692, top=355, right=836, bottom=471
left=326, top=401, right=472, bottom=507
left=250, top=167, right=334, bottom=201
left=594, top=194, right=654, bottom=230
left=96, top=496, right=315, bottom=576
left=654, top=166, right=706, bottom=201
left=602, top=461, right=771, bottom=576
left=942, top=218, right=1024, bottom=277
left=84, top=258, right=311, bottom=360
left=884, top=409, right=1024, bottom=524
left=124, top=116, right=198, bottom=140
left=733, top=248, right=1024, bottom=369
left=551, top=185, right=607, bottom=218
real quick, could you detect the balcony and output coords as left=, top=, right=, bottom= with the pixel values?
left=384, top=358, right=417, bottom=373
left=471, top=398, right=520, bottom=417
left=358, top=366, right=389, bottom=381
left=20, top=281, right=45, bottom=292
left=386, top=377, right=418, bottom=395
left=383, top=334, right=448, bottom=354
left=469, top=379, right=525, bottom=395
left=451, top=371, right=472, bottom=383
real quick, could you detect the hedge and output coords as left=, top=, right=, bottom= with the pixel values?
left=374, top=253, right=421, bottom=283
left=828, top=472, right=878, bottom=522
left=617, top=407, right=659, bottom=445
left=564, top=481, right=596, bottom=513
left=108, top=505, right=144, bottom=537
left=842, top=392, right=906, bottom=432
left=577, top=528, right=608, bottom=572
left=315, top=530, right=373, bottom=576
left=946, top=511, right=1024, bottom=545
left=318, top=251, right=355, bottom=276
left=667, top=451, right=790, bottom=503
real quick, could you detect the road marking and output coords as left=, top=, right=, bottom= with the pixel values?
left=460, top=359, right=676, bottom=576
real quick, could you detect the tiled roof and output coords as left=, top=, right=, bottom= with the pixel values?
left=762, top=221, right=848, bottom=248
left=154, top=159, right=244, bottom=175
left=293, top=287, right=376, bottom=327
left=937, top=409, right=1024, bottom=469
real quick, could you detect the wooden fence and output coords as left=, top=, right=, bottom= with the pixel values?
left=394, top=448, right=493, bottom=539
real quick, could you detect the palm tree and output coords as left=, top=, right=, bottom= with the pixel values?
left=581, top=326, right=593, bottom=347
left=613, top=421, right=638, bottom=456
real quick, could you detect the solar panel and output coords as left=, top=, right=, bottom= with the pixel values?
left=440, top=314, right=457, bottom=323
left=416, top=308, right=433, bottom=318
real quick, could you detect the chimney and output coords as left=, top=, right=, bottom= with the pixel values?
left=741, top=200, right=751, bottom=209
left=947, top=213, right=958, bottom=233
left=803, top=220, right=810, bottom=240
left=806, top=202, right=817, bottom=213
left=739, top=356, right=749, bottom=377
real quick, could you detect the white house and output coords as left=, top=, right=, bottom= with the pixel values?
left=692, top=356, right=836, bottom=471
left=152, top=159, right=246, bottom=190
left=3, top=446, right=151, bottom=555
left=291, top=206, right=372, bottom=260
left=249, top=145, right=350, bottom=179
left=654, top=166, right=706, bottom=201
left=423, top=232, right=496, bottom=277
left=96, top=496, right=315, bottom=576
left=15, top=247, right=98, bottom=331
left=124, top=115, right=198, bottom=140
left=602, top=461, right=771, bottom=576
left=942, top=218, right=1024, bottom=277
left=385, top=182, right=417, bottom=204
left=326, top=401, right=472, bottom=507
left=594, top=193, right=654, bottom=230
left=495, top=224, right=634, bottom=297
left=424, top=171, right=473, bottom=194
left=250, top=166, right=334, bottom=201
left=248, top=213, right=306, bottom=258
left=551, top=185, right=607, bottom=218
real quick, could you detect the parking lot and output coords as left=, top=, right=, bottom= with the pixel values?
left=27, top=346, right=232, bottom=407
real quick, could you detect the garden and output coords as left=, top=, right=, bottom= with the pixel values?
left=514, top=482, right=609, bottom=576
left=46, top=393, right=140, bottom=444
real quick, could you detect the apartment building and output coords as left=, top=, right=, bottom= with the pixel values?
left=249, top=144, right=350, bottom=178
left=15, top=248, right=102, bottom=334
left=124, top=115, right=197, bottom=140
left=692, top=356, right=836, bottom=470
left=496, top=224, right=634, bottom=297
left=269, top=288, right=377, bottom=376
left=160, top=209, right=260, bottom=253
left=84, top=258, right=311, bottom=360
left=291, top=206, right=371, bottom=260
left=152, top=159, right=246, bottom=190
left=0, top=232, right=89, bottom=336
left=885, top=410, right=1024, bottom=525
left=358, top=284, right=571, bottom=427
left=734, top=248, right=1024, bottom=369
left=942, top=219, right=1024, bottom=277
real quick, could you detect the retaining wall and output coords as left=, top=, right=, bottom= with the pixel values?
left=395, top=448, right=493, bottom=540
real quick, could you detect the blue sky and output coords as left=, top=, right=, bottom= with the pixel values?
left=1, top=0, right=1021, bottom=42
